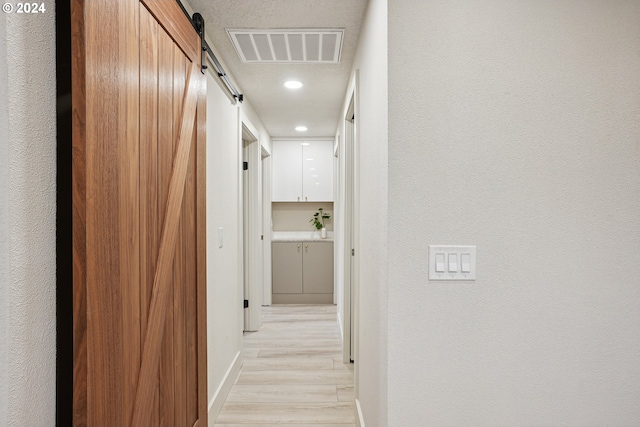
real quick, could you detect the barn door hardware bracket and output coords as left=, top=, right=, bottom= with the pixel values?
left=176, top=1, right=244, bottom=102
left=244, top=299, right=249, bottom=308
left=192, top=13, right=207, bottom=74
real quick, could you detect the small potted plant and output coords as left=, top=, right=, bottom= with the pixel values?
left=310, top=207, right=331, bottom=239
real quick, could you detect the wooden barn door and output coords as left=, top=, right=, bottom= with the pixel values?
left=72, top=0, right=207, bottom=426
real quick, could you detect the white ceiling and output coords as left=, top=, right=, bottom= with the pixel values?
left=188, top=0, right=368, bottom=138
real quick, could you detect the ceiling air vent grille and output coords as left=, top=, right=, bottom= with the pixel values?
left=227, top=29, right=344, bottom=63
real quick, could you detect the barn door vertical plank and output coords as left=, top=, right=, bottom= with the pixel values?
left=157, top=26, right=176, bottom=427
left=172, top=50, right=189, bottom=427
left=85, top=0, right=123, bottom=421
left=139, top=5, right=160, bottom=424
left=185, top=111, right=199, bottom=425
left=83, top=0, right=141, bottom=424
left=117, top=0, right=142, bottom=422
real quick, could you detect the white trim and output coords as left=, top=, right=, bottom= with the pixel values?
left=343, top=113, right=353, bottom=365
left=333, top=135, right=339, bottom=305
left=355, top=398, right=365, bottom=427
left=260, top=140, right=272, bottom=157
left=207, top=351, right=242, bottom=426
left=352, top=67, right=362, bottom=412
left=261, top=150, right=273, bottom=306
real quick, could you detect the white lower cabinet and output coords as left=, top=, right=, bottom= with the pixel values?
left=272, top=241, right=334, bottom=304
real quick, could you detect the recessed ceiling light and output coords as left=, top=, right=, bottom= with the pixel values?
left=295, top=126, right=308, bottom=132
left=284, top=81, right=303, bottom=89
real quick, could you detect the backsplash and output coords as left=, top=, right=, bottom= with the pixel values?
left=272, top=202, right=334, bottom=232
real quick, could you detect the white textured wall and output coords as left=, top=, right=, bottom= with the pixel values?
left=0, top=14, right=10, bottom=427
left=1, top=10, right=57, bottom=427
left=206, top=70, right=243, bottom=411
left=345, top=0, right=388, bottom=425
left=205, top=66, right=271, bottom=417
left=272, top=202, right=334, bottom=231
left=388, top=1, right=640, bottom=426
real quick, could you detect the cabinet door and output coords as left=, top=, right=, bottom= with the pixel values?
left=272, top=140, right=303, bottom=201
left=272, top=242, right=303, bottom=293
left=302, top=140, right=334, bottom=201
left=302, top=242, right=334, bottom=293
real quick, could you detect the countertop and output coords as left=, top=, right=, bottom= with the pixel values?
left=272, top=231, right=334, bottom=242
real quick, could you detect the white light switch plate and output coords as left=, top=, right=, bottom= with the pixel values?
left=429, top=245, right=476, bottom=281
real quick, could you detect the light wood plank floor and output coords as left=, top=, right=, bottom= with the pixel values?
left=215, top=304, right=355, bottom=427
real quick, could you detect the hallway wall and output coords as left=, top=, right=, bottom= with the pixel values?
left=205, top=69, right=244, bottom=417
left=0, top=11, right=57, bottom=427
left=204, top=45, right=271, bottom=419
left=339, top=0, right=389, bottom=425
left=387, top=1, right=640, bottom=426
left=0, top=14, right=8, bottom=426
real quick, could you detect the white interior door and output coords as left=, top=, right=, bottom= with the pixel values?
left=242, top=141, right=250, bottom=329
left=241, top=118, right=262, bottom=332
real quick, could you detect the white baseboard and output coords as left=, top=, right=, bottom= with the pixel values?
left=208, top=351, right=242, bottom=426
left=355, top=398, right=365, bottom=427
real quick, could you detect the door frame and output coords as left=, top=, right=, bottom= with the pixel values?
left=261, top=144, right=273, bottom=306
left=341, top=72, right=360, bottom=370
left=239, top=111, right=262, bottom=332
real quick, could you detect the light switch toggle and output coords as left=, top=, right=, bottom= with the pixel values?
left=460, top=253, right=471, bottom=273
left=448, top=254, right=458, bottom=272
left=435, top=253, right=446, bottom=272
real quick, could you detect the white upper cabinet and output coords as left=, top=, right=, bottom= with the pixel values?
left=301, top=141, right=333, bottom=201
left=272, top=140, right=334, bottom=202
left=272, top=140, right=303, bottom=201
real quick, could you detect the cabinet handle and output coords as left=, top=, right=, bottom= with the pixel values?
left=297, top=196, right=300, bottom=202
left=297, top=244, right=301, bottom=249
left=304, top=244, right=308, bottom=249
left=305, top=196, right=308, bottom=201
